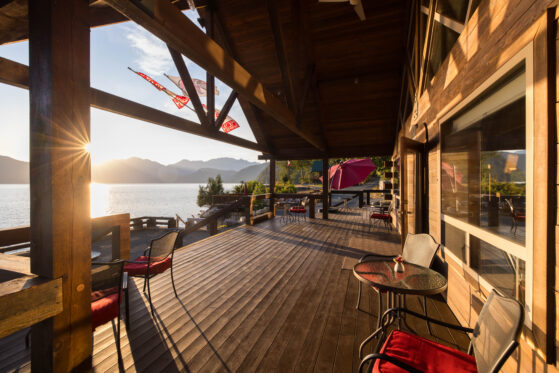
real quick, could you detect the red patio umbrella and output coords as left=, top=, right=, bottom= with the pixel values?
left=328, top=158, right=376, bottom=190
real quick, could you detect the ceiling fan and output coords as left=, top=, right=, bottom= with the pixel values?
left=319, top=0, right=366, bottom=21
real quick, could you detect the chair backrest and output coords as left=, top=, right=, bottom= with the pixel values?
left=301, top=197, right=309, bottom=207
left=505, top=199, right=515, bottom=215
left=470, top=290, right=524, bottom=372
left=91, top=260, right=124, bottom=294
left=149, top=230, right=180, bottom=260
left=402, top=233, right=440, bottom=267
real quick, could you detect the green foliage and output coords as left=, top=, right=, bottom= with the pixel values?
left=275, top=183, right=296, bottom=193
left=197, top=174, right=224, bottom=207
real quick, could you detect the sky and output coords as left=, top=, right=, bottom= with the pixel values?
left=0, top=9, right=261, bottom=166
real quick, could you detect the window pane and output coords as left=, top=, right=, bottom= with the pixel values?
left=436, top=0, right=469, bottom=23
left=427, top=22, right=460, bottom=83
left=470, top=236, right=525, bottom=305
left=442, top=221, right=466, bottom=261
left=441, top=68, right=526, bottom=245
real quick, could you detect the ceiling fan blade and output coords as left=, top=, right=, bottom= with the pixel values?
left=353, top=0, right=366, bottom=21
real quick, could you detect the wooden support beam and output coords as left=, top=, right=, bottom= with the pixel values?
left=168, top=46, right=209, bottom=127
left=209, top=10, right=273, bottom=152
left=29, top=0, right=92, bottom=370
left=215, top=91, right=238, bottom=130
left=267, top=0, right=297, bottom=113
left=205, top=2, right=215, bottom=130
left=0, top=57, right=264, bottom=152
left=322, top=158, right=329, bottom=220
left=298, top=65, right=315, bottom=125
left=103, top=0, right=326, bottom=153
left=417, top=0, right=436, bottom=95
left=269, top=160, right=276, bottom=216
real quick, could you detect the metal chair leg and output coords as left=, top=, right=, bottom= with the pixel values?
left=376, top=289, right=383, bottom=329
left=423, top=295, right=432, bottom=335
left=171, top=265, right=178, bottom=298
left=143, top=277, right=147, bottom=293
left=124, top=287, right=130, bottom=330
left=146, top=276, right=154, bottom=316
left=356, top=281, right=362, bottom=309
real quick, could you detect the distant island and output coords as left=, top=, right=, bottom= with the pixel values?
left=0, top=155, right=268, bottom=184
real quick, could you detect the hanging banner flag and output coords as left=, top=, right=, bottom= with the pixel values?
left=129, top=67, right=190, bottom=109
left=165, top=74, right=220, bottom=97
left=202, top=104, right=240, bottom=133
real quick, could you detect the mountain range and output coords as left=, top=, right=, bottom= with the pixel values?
left=0, top=155, right=268, bottom=184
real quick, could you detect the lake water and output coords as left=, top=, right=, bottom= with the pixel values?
left=0, top=183, right=238, bottom=229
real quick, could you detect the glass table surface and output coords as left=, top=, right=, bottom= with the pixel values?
left=353, top=260, right=447, bottom=296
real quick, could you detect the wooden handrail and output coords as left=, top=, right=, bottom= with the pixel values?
left=184, top=198, right=250, bottom=235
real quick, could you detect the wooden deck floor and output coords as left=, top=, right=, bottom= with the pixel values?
left=0, top=208, right=470, bottom=372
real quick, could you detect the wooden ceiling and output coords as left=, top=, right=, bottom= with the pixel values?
left=0, top=0, right=410, bottom=160
left=200, top=0, right=409, bottom=159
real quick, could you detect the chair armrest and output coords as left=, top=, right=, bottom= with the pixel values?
left=359, top=353, right=422, bottom=373
left=359, top=253, right=394, bottom=263
left=380, top=307, right=474, bottom=333
left=143, top=247, right=150, bottom=256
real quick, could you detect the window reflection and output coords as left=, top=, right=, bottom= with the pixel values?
left=470, top=236, right=525, bottom=305
left=441, top=69, right=526, bottom=244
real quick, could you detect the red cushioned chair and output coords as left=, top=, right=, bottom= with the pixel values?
left=289, top=197, right=308, bottom=222
left=91, top=260, right=127, bottom=364
left=359, top=290, right=524, bottom=373
left=369, top=203, right=393, bottom=231
left=124, top=230, right=181, bottom=316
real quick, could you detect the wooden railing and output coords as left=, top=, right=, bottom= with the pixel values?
left=185, top=198, right=250, bottom=235
left=130, top=216, right=177, bottom=230
left=1, top=213, right=131, bottom=260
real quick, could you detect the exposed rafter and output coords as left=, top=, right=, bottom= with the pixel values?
left=0, top=57, right=264, bottom=152
left=205, top=4, right=274, bottom=153
left=266, top=0, right=297, bottom=113
left=215, top=91, right=238, bottom=130
left=103, top=0, right=326, bottom=153
left=167, top=46, right=209, bottom=128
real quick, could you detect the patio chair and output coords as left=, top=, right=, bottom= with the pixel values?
left=505, top=198, right=525, bottom=234
left=26, top=260, right=128, bottom=351
left=356, top=233, right=440, bottom=332
left=369, top=203, right=393, bottom=231
left=91, top=260, right=127, bottom=362
left=124, top=230, right=181, bottom=316
left=359, top=290, right=524, bottom=373
left=289, top=197, right=308, bottom=222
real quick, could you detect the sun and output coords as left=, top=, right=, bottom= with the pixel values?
left=84, top=143, right=92, bottom=153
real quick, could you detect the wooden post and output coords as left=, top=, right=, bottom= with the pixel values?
left=208, top=220, right=218, bottom=236
left=322, top=158, right=329, bottom=219
left=29, top=0, right=92, bottom=370
left=309, top=197, right=315, bottom=219
left=366, top=191, right=370, bottom=205
left=269, top=159, right=276, bottom=216
left=359, top=192, right=364, bottom=208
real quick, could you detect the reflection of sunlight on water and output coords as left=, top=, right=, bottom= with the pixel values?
left=90, top=183, right=109, bottom=218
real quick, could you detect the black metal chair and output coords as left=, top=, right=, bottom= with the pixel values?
left=91, top=260, right=127, bottom=364
left=359, top=290, right=524, bottom=373
left=356, top=233, right=440, bottom=332
left=124, top=230, right=181, bottom=316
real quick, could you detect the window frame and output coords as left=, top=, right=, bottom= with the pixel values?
left=438, top=43, right=534, bottom=326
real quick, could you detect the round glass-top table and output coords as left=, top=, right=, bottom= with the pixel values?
left=353, top=260, right=447, bottom=296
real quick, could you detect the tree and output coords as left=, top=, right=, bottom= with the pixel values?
left=197, top=174, right=225, bottom=207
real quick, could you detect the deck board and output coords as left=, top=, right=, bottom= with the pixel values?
left=0, top=208, right=470, bottom=372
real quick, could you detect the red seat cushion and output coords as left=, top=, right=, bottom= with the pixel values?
left=124, top=256, right=172, bottom=276
left=372, top=330, right=477, bottom=373
left=91, top=291, right=120, bottom=330
left=371, top=214, right=390, bottom=219
left=289, top=207, right=306, bottom=213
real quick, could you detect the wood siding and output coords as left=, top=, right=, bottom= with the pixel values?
left=398, top=0, right=559, bottom=370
